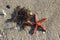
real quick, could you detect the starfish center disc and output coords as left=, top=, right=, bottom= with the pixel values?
left=35, top=22, right=40, bottom=26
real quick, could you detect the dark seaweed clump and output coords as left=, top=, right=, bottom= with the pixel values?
left=7, top=6, right=33, bottom=30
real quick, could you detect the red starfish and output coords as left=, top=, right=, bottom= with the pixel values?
left=26, top=14, right=48, bottom=34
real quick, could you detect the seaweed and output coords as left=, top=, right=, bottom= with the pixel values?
left=7, top=6, right=33, bottom=30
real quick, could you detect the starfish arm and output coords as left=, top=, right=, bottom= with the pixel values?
left=32, top=25, right=38, bottom=34
left=38, top=18, right=48, bottom=24
left=26, top=21, right=34, bottom=25
left=34, top=14, right=38, bottom=22
left=39, top=25, right=46, bottom=31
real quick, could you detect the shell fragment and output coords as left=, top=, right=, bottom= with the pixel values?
left=2, top=9, right=7, bottom=17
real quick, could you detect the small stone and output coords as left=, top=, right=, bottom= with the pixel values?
left=2, top=9, right=7, bottom=17
left=0, top=34, right=2, bottom=37
left=30, top=12, right=33, bottom=15
left=27, top=21, right=30, bottom=22
left=43, top=31, right=45, bottom=34
left=6, top=5, right=10, bottom=9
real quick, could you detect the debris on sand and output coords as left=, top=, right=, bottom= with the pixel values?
left=2, top=9, right=7, bottom=17
left=7, top=6, right=33, bottom=30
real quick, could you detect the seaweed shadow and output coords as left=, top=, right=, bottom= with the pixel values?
left=5, top=8, right=24, bottom=31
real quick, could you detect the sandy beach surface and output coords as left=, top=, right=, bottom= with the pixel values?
left=0, top=0, right=60, bottom=40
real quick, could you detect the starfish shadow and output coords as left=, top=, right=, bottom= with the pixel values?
left=29, top=26, right=46, bottom=35
left=5, top=9, right=24, bottom=31
left=29, top=16, right=46, bottom=35
left=37, top=27, right=46, bottom=32
left=29, top=26, right=34, bottom=35
left=29, top=16, right=35, bottom=35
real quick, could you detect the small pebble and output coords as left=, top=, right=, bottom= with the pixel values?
left=6, top=5, right=10, bottom=9
left=27, top=20, right=30, bottom=22
left=2, top=9, right=7, bottom=17
left=30, top=12, right=33, bottom=15
left=0, top=34, right=2, bottom=37
left=43, top=31, right=45, bottom=34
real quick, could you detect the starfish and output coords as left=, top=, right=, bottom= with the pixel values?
left=26, top=14, right=48, bottom=34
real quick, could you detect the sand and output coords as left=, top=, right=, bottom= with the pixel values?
left=0, top=0, right=60, bottom=40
